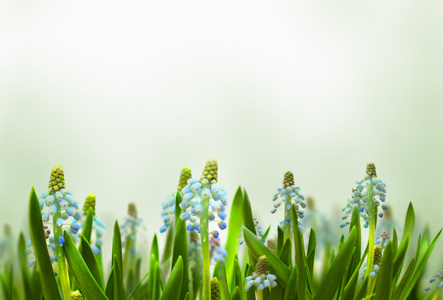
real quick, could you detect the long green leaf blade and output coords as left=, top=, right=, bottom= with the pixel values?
left=63, top=232, right=108, bottom=300
left=28, top=187, right=61, bottom=300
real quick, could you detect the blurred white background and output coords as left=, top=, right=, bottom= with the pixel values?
left=1, top=0, right=443, bottom=274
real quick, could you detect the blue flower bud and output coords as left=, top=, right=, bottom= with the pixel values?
left=218, top=211, right=227, bottom=220
left=49, top=205, right=58, bottom=215
left=180, top=212, right=191, bottom=221
left=55, top=191, right=63, bottom=200
left=92, top=246, right=101, bottom=255
left=58, top=237, right=65, bottom=246
left=56, top=218, right=64, bottom=227
left=218, top=220, right=227, bottom=230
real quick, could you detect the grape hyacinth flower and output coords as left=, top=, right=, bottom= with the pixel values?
left=342, top=163, right=386, bottom=297
left=270, top=171, right=306, bottom=240
left=0, top=224, right=13, bottom=269
left=211, top=277, right=221, bottom=300
left=424, top=268, right=443, bottom=298
left=160, top=166, right=192, bottom=233
left=340, top=164, right=387, bottom=229
left=375, top=232, right=390, bottom=249
left=79, top=194, right=107, bottom=255
left=179, top=158, right=228, bottom=300
left=121, top=203, right=144, bottom=275
left=245, top=255, right=277, bottom=298
left=360, top=245, right=382, bottom=279
left=36, top=165, right=82, bottom=299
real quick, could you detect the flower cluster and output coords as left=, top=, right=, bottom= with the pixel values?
left=341, top=164, right=387, bottom=229
left=270, top=171, right=306, bottom=232
left=209, top=236, right=227, bottom=263
left=29, top=166, right=82, bottom=265
left=179, top=159, right=228, bottom=237
left=0, top=224, right=13, bottom=268
left=121, top=203, right=144, bottom=254
left=245, top=255, right=277, bottom=291
left=375, top=232, right=390, bottom=249
left=211, top=277, right=221, bottom=300
left=360, top=245, right=382, bottom=279
left=425, top=268, right=443, bottom=292
left=79, top=194, right=107, bottom=255
left=160, top=166, right=192, bottom=233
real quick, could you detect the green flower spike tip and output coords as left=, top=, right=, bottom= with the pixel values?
left=70, top=290, right=84, bottom=300
left=178, top=166, right=192, bottom=192
left=48, top=165, right=65, bottom=193
left=128, top=202, right=138, bottom=218
left=283, top=171, right=295, bottom=188
left=211, top=277, right=221, bottom=300
left=201, top=158, right=218, bottom=184
left=245, top=255, right=277, bottom=291
left=82, top=194, right=96, bottom=215
left=366, top=163, right=377, bottom=178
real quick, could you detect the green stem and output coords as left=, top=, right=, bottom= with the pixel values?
left=200, top=195, right=211, bottom=300
left=257, top=289, right=263, bottom=300
left=431, top=289, right=440, bottom=300
left=283, top=191, right=291, bottom=242
left=365, top=180, right=376, bottom=297
left=123, top=224, right=136, bottom=276
left=53, top=205, right=71, bottom=300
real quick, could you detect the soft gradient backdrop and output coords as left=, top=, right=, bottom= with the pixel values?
left=1, top=0, right=442, bottom=276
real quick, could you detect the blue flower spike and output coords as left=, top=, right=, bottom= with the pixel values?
left=179, top=159, right=228, bottom=236
left=341, top=163, right=387, bottom=229
left=160, top=166, right=192, bottom=233
left=270, top=171, right=306, bottom=239
left=244, top=255, right=277, bottom=292
left=424, top=268, right=443, bottom=293
left=29, top=165, right=83, bottom=268
left=79, top=194, right=107, bottom=255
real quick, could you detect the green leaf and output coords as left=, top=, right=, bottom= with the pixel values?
left=243, top=189, right=257, bottom=267
left=114, top=254, right=127, bottom=300
left=279, top=239, right=292, bottom=267
left=292, top=206, right=307, bottom=299
left=28, top=187, right=61, bottom=300
left=314, top=227, right=357, bottom=300
left=306, top=228, right=316, bottom=278
left=79, top=235, right=104, bottom=290
left=276, top=226, right=284, bottom=257
left=105, top=266, right=115, bottom=300
left=171, top=218, right=189, bottom=300
left=243, top=227, right=291, bottom=288
left=374, top=241, right=393, bottom=299
left=160, top=225, right=174, bottom=280
left=219, top=263, right=231, bottom=300
left=63, top=232, right=108, bottom=300
left=225, top=186, right=244, bottom=286
left=81, top=207, right=94, bottom=244
left=128, top=271, right=150, bottom=300
left=399, top=229, right=442, bottom=300
left=148, top=234, right=160, bottom=300
left=283, top=265, right=298, bottom=300
left=231, top=287, right=242, bottom=300
left=399, top=203, right=415, bottom=250
left=232, top=257, right=243, bottom=299
left=392, top=258, right=415, bottom=299
left=18, top=232, right=34, bottom=300
left=161, top=256, right=183, bottom=300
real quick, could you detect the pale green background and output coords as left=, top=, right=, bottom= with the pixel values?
left=1, top=0, right=442, bottom=287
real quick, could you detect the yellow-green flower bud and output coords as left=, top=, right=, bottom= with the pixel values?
left=190, top=231, right=200, bottom=244
left=255, top=255, right=269, bottom=276
left=267, top=239, right=276, bottom=253
left=70, top=290, right=83, bottom=300
left=178, top=166, right=192, bottom=192
left=128, top=202, right=138, bottom=218
left=283, top=171, right=294, bottom=188
left=48, top=165, right=65, bottom=193
left=83, top=194, right=96, bottom=215
left=306, top=196, right=315, bottom=210
left=201, top=158, right=218, bottom=184
left=211, top=277, right=221, bottom=300
left=374, top=245, right=382, bottom=266
left=4, top=224, right=12, bottom=237
left=366, top=163, right=377, bottom=178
